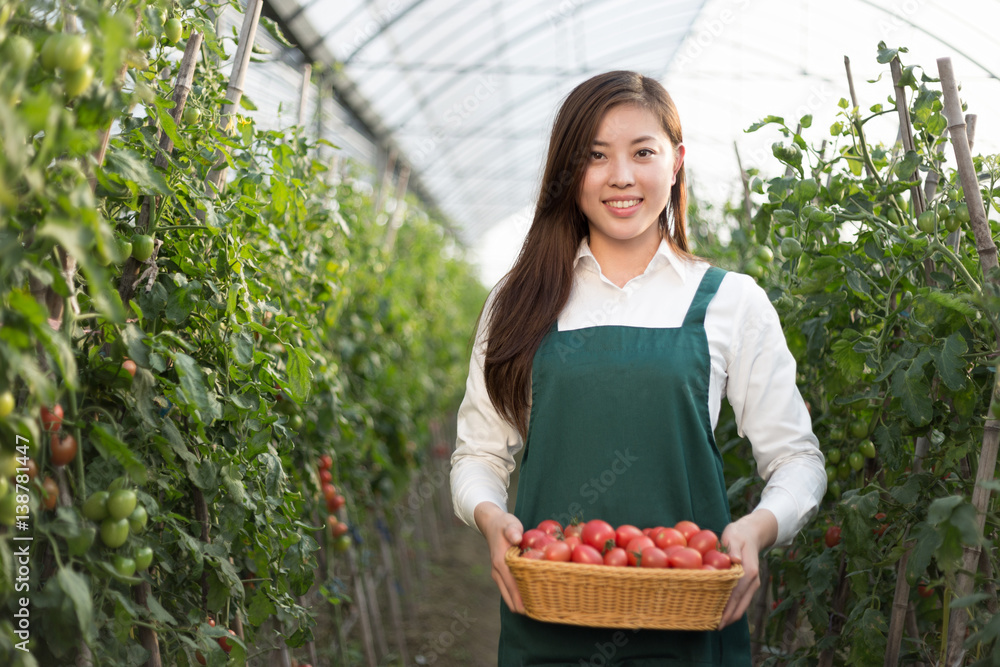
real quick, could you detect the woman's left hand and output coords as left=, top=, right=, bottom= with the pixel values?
left=718, top=509, right=778, bottom=629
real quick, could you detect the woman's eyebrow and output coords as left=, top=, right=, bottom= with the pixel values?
left=592, top=135, right=658, bottom=146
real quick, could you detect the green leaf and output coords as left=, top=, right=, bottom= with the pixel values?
left=906, top=522, right=941, bottom=584
left=893, top=150, right=919, bottom=179
left=931, top=333, right=968, bottom=392
left=90, top=423, right=147, bottom=481
left=122, top=323, right=150, bottom=367
left=173, top=353, right=222, bottom=423
left=799, top=114, right=812, bottom=129
left=831, top=337, right=866, bottom=382
left=58, top=568, right=94, bottom=641
left=231, top=328, right=254, bottom=367
left=891, top=348, right=933, bottom=427
left=877, top=43, right=899, bottom=64
left=793, top=179, right=819, bottom=205
left=746, top=115, right=785, bottom=133
left=285, top=347, right=312, bottom=403
left=951, top=592, right=991, bottom=609
left=152, top=100, right=184, bottom=152
left=103, top=148, right=171, bottom=195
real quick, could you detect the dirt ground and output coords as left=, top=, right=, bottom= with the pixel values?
left=403, top=518, right=502, bottom=667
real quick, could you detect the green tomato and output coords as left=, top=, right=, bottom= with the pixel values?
left=116, top=238, right=133, bottom=264
left=136, top=34, right=156, bottom=51
left=131, top=234, right=155, bottom=261
left=0, top=391, right=13, bottom=419
left=849, top=419, right=868, bottom=439
left=848, top=451, right=865, bottom=471
left=164, top=18, right=182, bottom=44
left=4, top=35, right=35, bottom=73
left=108, top=476, right=128, bottom=492
left=182, top=106, right=201, bottom=124
left=333, top=535, right=351, bottom=553
left=756, top=246, right=774, bottom=264
left=107, top=489, right=137, bottom=520
left=945, top=214, right=960, bottom=233
left=829, top=426, right=846, bottom=442
left=40, top=34, right=64, bottom=70
left=64, top=64, right=94, bottom=98
left=82, top=491, right=110, bottom=521
left=825, top=465, right=837, bottom=486
left=948, top=187, right=963, bottom=201
left=128, top=505, right=148, bottom=534
left=68, top=525, right=96, bottom=556
left=0, top=477, right=9, bottom=501
left=827, top=448, right=842, bottom=465
left=134, top=546, right=154, bottom=571
left=779, top=237, right=802, bottom=259
left=859, top=439, right=877, bottom=459
left=100, top=517, right=130, bottom=548
left=936, top=202, right=950, bottom=220
left=886, top=207, right=902, bottom=225
left=113, top=555, right=136, bottom=577
left=917, top=210, right=936, bottom=234
left=0, top=453, right=16, bottom=479
left=837, top=460, right=851, bottom=481
left=56, top=34, right=92, bottom=72
left=827, top=480, right=842, bottom=499
left=745, top=261, right=764, bottom=280
left=956, top=202, right=970, bottom=223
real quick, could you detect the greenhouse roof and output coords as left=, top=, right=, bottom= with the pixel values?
left=263, top=0, right=1000, bottom=258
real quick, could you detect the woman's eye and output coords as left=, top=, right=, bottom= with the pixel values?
left=590, top=151, right=605, bottom=160
left=636, top=148, right=654, bottom=158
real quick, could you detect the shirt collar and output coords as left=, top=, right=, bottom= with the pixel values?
left=574, top=237, right=688, bottom=284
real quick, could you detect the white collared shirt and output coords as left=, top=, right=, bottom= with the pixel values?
left=451, top=238, right=826, bottom=547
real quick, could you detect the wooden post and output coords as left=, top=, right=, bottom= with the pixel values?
left=376, top=507, right=409, bottom=665
left=206, top=0, right=264, bottom=192
left=361, top=547, right=389, bottom=660
left=890, top=57, right=925, bottom=215
left=346, top=534, right=378, bottom=667
left=393, top=507, right=417, bottom=625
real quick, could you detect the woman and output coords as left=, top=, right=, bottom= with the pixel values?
left=450, top=70, right=826, bottom=666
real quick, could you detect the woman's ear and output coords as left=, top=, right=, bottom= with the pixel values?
left=672, top=144, right=686, bottom=183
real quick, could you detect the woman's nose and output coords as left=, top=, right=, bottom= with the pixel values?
left=608, top=158, right=634, bottom=188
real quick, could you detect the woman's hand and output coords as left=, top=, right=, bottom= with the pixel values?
left=719, top=509, right=778, bottom=629
left=474, top=501, right=525, bottom=614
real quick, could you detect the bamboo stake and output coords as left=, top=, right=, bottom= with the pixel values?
left=117, top=32, right=203, bottom=307
left=904, top=602, right=925, bottom=667
left=734, top=142, right=754, bottom=230
left=133, top=582, right=163, bottom=667
left=890, top=58, right=925, bottom=215
left=885, top=540, right=912, bottom=666
left=966, top=114, right=977, bottom=151
left=844, top=57, right=877, bottom=181
left=938, top=56, right=1000, bottom=665
left=376, top=507, right=409, bottom=666
left=346, top=536, right=378, bottom=667
left=205, top=0, right=264, bottom=192
left=393, top=507, right=417, bottom=625
left=362, top=552, right=389, bottom=660
left=297, top=63, right=311, bottom=128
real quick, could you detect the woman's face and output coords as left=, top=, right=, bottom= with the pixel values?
left=577, top=104, right=684, bottom=251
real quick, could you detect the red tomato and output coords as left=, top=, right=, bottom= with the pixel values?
left=42, top=477, right=60, bottom=510
left=603, top=547, right=628, bottom=567
left=581, top=519, right=616, bottom=553
left=122, top=359, right=137, bottom=378
left=687, top=529, right=720, bottom=555
left=824, top=525, right=842, bottom=548
left=663, top=545, right=685, bottom=559
left=701, top=564, right=717, bottom=570
left=543, top=541, right=572, bottom=562
left=521, top=549, right=545, bottom=560
left=674, top=520, right=700, bottom=541
left=917, top=583, right=935, bottom=598
left=562, top=535, right=581, bottom=552
left=873, top=513, right=888, bottom=537
left=218, top=629, right=237, bottom=654
left=322, top=484, right=337, bottom=503
left=639, top=546, right=668, bottom=568
left=668, top=547, right=703, bottom=569
left=563, top=522, right=583, bottom=539
left=625, top=536, right=655, bottom=566
left=615, top=524, right=643, bottom=549
left=537, top=519, right=563, bottom=537
left=41, top=404, right=64, bottom=432
left=319, top=469, right=333, bottom=484
left=653, top=527, right=686, bottom=550
left=571, top=544, right=604, bottom=565
left=642, top=527, right=655, bottom=537
left=318, top=454, right=333, bottom=470
left=331, top=494, right=346, bottom=511
left=702, top=549, right=732, bottom=570
left=521, top=529, right=554, bottom=551
left=50, top=434, right=78, bottom=467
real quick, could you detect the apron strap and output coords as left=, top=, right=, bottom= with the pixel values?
left=682, top=266, right=727, bottom=327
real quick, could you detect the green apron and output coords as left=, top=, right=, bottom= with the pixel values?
left=499, top=266, right=751, bottom=666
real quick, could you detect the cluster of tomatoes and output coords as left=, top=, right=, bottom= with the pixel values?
left=81, top=478, right=153, bottom=577
left=318, top=454, right=352, bottom=553
left=518, top=518, right=734, bottom=570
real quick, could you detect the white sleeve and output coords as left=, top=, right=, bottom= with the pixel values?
left=450, top=297, right=524, bottom=533
left=721, top=274, right=827, bottom=547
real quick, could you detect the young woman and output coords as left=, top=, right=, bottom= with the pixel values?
left=450, top=70, right=826, bottom=666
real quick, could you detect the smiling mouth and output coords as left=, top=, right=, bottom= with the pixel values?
left=604, top=198, right=642, bottom=209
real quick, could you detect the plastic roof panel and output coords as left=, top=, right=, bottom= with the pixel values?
left=267, top=0, right=707, bottom=241
left=264, top=0, right=1000, bottom=250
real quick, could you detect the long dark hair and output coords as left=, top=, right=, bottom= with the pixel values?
left=482, top=70, right=690, bottom=439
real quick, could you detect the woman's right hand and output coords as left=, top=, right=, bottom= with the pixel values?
left=474, top=501, right=525, bottom=614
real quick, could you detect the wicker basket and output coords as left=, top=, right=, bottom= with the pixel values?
left=505, top=546, right=743, bottom=630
